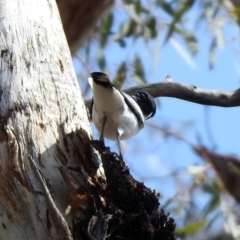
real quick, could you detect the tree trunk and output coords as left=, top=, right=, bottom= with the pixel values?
left=0, top=0, right=91, bottom=239
left=0, top=1, right=176, bottom=239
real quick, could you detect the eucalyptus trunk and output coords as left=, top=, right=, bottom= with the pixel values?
left=0, top=0, right=92, bottom=239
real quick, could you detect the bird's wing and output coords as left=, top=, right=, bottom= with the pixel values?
left=120, top=91, right=144, bottom=128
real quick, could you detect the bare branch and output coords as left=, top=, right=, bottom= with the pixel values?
left=85, top=79, right=240, bottom=110
left=125, top=81, right=240, bottom=107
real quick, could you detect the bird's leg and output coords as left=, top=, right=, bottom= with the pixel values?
left=99, top=115, right=107, bottom=145
left=116, top=128, right=124, bottom=164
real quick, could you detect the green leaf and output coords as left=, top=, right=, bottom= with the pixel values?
left=202, top=194, right=219, bottom=218
left=97, top=50, right=106, bottom=70
left=165, top=0, right=195, bottom=43
left=115, top=38, right=126, bottom=48
left=209, top=39, right=217, bottom=69
left=125, top=3, right=143, bottom=25
left=135, top=0, right=141, bottom=14
left=125, top=20, right=137, bottom=37
left=134, top=55, right=146, bottom=83
left=114, top=22, right=129, bottom=40
left=112, top=62, right=127, bottom=88
left=146, top=17, right=157, bottom=38
left=158, top=1, right=175, bottom=16
left=134, top=0, right=149, bottom=14
left=100, top=13, right=114, bottom=47
left=202, top=181, right=221, bottom=194
left=182, top=30, right=198, bottom=55
left=176, top=220, right=207, bottom=237
left=143, top=26, right=151, bottom=42
left=200, top=181, right=220, bottom=217
left=174, top=0, right=195, bottom=22
left=114, top=20, right=137, bottom=44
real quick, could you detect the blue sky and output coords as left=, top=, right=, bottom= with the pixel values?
left=97, top=19, right=240, bottom=169
left=74, top=2, right=240, bottom=235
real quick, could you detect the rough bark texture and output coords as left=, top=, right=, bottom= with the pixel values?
left=57, top=0, right=114, bottom=53
left=0, top=0, right=92, bottom=239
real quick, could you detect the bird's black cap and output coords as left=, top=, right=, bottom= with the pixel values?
left=131, top=92, right=156, bottom=119
left=91, top=72, right=112, bottom=88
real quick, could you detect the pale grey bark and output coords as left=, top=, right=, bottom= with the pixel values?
left=85, top=78, right=240, bottom=111
left=125, top=79, right=240, bottom=107
left=0, top=0, right=92, bottom=239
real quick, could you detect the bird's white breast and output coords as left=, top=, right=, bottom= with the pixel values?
left=92, top=83, right=144, bottom=140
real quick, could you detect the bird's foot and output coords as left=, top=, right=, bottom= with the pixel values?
left=119, top=152, right=125, bottom=166
left=99, top=115, right=107, bottom=144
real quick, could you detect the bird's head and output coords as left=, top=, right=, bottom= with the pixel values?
left=90, top=72, right=112, bottom=88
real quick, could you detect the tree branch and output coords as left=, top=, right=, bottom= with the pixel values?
left=57, top=0, right=113, bottom=53
left=85, top=78, right=240, bottom=111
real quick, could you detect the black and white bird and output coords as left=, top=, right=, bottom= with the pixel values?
left=89, top=72, right=156, bottom=160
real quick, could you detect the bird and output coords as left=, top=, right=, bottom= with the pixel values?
left=88, top=72, right=156, bottom=161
